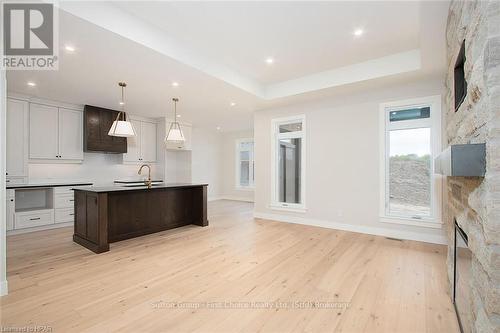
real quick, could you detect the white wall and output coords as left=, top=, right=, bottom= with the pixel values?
left=221, top=130, right=254, bottom=202
left=191, top=127, right=223, bottom=200
left=254, top=78, right=447, bottom=244
left=1, top=69, right=7, bottom=296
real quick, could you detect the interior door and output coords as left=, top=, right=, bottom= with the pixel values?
left=123, top=119, right=142, bottom=162
left=29, top=103, right=59, bottom=159
left=140, top=121, right=157, bottom=162
left=58, top=108, right=84, bottom=160
left=6, top=99, right=28, bottom=176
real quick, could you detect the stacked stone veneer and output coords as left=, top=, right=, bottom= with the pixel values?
left=445, top=1, right=500, bottom=332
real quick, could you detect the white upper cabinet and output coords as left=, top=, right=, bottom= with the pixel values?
left=6, top=98, right=28, bottom=177
left=123, top=119, right=142, bottom=163
left=58, top=108, right=84, bottom=160
left=141, top=121, right=157, bottom=162
left=29, top=103, right=59, bottom=160
left=123, top=119, right=157, bottom=163
left=29, top=103, right=83, bottom=161
left=165, top=122, right=192, bottom=151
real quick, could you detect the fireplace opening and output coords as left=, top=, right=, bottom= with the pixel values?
left=454, top=220, right=472, bottom=333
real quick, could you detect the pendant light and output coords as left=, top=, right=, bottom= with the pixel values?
left=108, top=82, right=136, bottom=137
left=165, top=98, right=185, bottom=142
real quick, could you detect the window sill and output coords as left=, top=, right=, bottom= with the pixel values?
left=380, top=216, right=443, bottom=229
left=270, top=204, right=307, bottom=213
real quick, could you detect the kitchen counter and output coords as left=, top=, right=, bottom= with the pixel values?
left=72, top=183, right=208, bottom=193
left=7, top=181, right=93, bottom=189
left=73, top=183, right=208, bottom=253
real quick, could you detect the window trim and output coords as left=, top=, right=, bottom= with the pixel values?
left=235, top=138, right=255, bottom=189
left=379, top=96, right=443, bottom=228
left=270, top=114, right=306, bottom=212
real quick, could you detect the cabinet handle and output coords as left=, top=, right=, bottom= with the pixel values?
left=10, top=199, right=14, bottom=202
left=30, top=217, right=41, bottom=221
left=69, top=213, right=74, bottom=216
left=69, top=199, right=74, bottom=202
left=6, top=180, right=10, bottom=183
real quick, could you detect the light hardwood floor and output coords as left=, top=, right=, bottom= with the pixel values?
left=1, top=200, right=459, bottom=333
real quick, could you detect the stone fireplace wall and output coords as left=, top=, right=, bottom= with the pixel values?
left=445, top=1, right=500, bottom=331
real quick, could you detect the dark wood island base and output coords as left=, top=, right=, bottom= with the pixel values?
left=73, top=184, right=208, bottom=253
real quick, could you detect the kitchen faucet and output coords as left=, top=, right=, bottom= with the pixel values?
left=138, top=164, right=152, bottom=188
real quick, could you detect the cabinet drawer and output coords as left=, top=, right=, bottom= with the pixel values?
left=15, top=210, right=54, bottom=229
left=6, top=177, right=27, bottom=185
left=55, top=208, right=74, bottom=223
left=55, top=194, right=75, bottom=208
left=54, top=186, right=75, bottom=195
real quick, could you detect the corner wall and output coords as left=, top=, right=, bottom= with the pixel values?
left=254, top=78, right=447, bottom=244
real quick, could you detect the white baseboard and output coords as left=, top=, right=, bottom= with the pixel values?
left=0, top=280, right=8, bottom=296
left=208, top=196, right=254, bottom=203
left=7, top=221, right=73, bottom=236
left=220, top=196, right=254, bottom=203
left=253, top=211, right=447, bottom=245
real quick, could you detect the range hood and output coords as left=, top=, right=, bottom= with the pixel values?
left=434, top=143, right=486, bottom=177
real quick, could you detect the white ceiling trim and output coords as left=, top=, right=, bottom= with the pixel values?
left=54, top=2, right=422, bottom=101
left=264, top=50, right=422, bottom=99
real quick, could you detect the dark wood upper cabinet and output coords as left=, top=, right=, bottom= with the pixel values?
left=84, top=105, right=127, bottom=153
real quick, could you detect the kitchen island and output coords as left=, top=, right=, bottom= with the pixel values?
left=72, top=183, right=208, bottom=253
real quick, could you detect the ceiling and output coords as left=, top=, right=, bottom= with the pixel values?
left=6, top=1, right=449, bottom=132
left=113, top=1, right=420, bottom=84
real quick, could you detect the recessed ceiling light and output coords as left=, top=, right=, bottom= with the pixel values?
left=265, top=57, right=274, bottom=65
left=65, top=45, right=76, bottom=52
left=176, top=114, right=181, bottom=118
left=172, top=82, right=179, bottom=87
left=216, top=126, right=221, bottom=131
left=353, top=28, right=364, bottom=37
left=119, top=101, right=125, bottom=106
left=27, top=81, right=36, bottom=87
left=230, top=102, right=236, bottom=107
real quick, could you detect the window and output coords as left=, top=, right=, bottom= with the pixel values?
left=271, top=115, right=306, bottom=211
left=379, top=97, right=442, bottom=227
left=236, top=139, right=254, bottom=188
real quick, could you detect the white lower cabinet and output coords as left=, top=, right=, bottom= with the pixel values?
left=54, top=193, right=74, bottom=208
left=15, top=209, right=54, bottom=229
left=9, top=186, right=77, bottom=233
left=55, top=208, right=74, bottom=223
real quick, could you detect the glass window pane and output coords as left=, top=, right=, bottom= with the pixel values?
left=240, top=142, right=253, bottom=150
left=388, top=127, right=431, bottom=217
left=389, top=107, right=430, bottom=122
left=240, top=161, right=249, bottom=186
left=240, top=151, right=250, bottom=161
left=278, top=138, right=301, bottom=204
left=279, top=122, right=302, bottom=133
